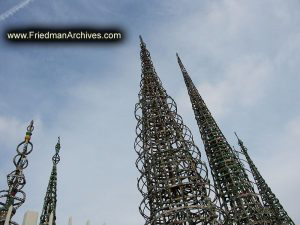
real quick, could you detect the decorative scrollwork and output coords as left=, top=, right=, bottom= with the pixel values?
left=177, top=54, right=273, bottom=224
left=135, top=36, right=226, bottom=224
left=0, top=121, right=34, bottom=225
left=235, top=132, right=295, bottom=224
left=39, top=137, right=61, bottom=225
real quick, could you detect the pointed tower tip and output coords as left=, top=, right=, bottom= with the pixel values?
left=176, top=53, right=186, bottom=72
left=139, top=35, right=145, bottom=45
left=55, top=136, right=61, bottom=154
left=234, top=131, right=239, bottom=140
left=27, top=120, right=34, bottom=132
left=176, top=53, right=182, bottom=63
left=29, top=120, right=34, bottom=128
left=234, top=131, right=244, bottom=145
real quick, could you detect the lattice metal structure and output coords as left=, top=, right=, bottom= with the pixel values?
left=39, top=137, right=61, bottom=225
left=0, top=121, right=35, bottom=225
left=135, top=36, right=226, bottom=225
left=235, top=132, right=295, bottom=224
left=176, top=54, right=270, bottom=224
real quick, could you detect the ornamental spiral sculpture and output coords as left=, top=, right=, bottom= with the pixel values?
left=235, top=132, right=295, bottom=224
left=176, top=54, right=271, bottom=224
left=135, top=36, right=226, bottom=224
left=0, top=120, right=34, bottom=225
left=39, top=137, right=61, bottom=225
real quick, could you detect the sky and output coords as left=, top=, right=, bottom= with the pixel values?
left=0, top=0, right=299, bottom=224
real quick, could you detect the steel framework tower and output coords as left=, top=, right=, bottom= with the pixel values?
left=0, top=121, right=35, bottom=225
left=135, top=36, right=226, bottom=225
left=234, top=133, right=295, bottom=224
left=176, top=54, right=270, bottom=224
left=39, top=137, right=61, bottom=225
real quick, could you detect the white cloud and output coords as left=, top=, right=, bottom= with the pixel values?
left=176, top=54, right=273, bottom=120
left=196, top=54, right=273, bottom=118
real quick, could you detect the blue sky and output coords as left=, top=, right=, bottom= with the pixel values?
left=0, top=0, right=299, bottom=224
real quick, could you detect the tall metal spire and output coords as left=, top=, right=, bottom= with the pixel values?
left=135, top=37, right=226, bottom=224
left=0, top=120, right=35, bottom=225
left=235, top=132, right=295, bottom=224
left=39, top=137, right=61, bottom=225
left=176, top=54, right=269, bottom=224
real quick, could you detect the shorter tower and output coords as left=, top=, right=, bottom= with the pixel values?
left=39, top=137, right=61, bottom=225
left=0, top=121, right=34, bottom=225
left=235, top=132, right=295, bottom=225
